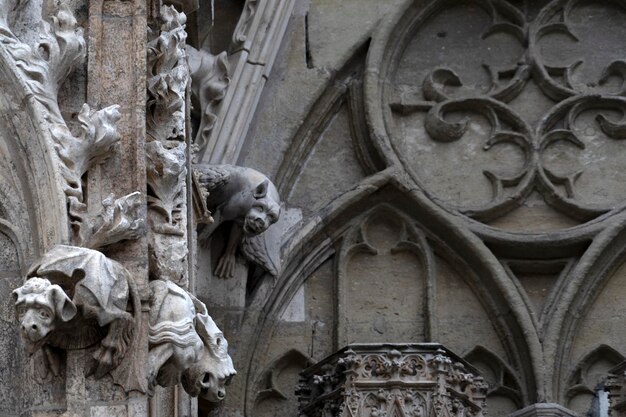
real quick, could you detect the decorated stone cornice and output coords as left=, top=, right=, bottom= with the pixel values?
left=297, top=344, right=488, bottom=417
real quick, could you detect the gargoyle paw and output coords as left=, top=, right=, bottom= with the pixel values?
left=215, top=254, right=236, bottom=279
left=86, top=345, right=117, bottom=379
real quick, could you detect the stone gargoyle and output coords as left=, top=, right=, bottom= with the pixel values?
left=13, top=245, right=141, bottom=383
left=148, top=279, right=236, bottom=401
left=193, top=164, right=282, bottom=278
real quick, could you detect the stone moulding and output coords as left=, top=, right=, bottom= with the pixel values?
left=297, top=343, right=488, bottom=417
left=196, top=0, right=296, bottom=163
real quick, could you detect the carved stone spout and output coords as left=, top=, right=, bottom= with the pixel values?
left=13, top=245, right=143, bottom=387
left=147, top=279, right=236, bottom=401
left=194, top=164, right=282, bottom=278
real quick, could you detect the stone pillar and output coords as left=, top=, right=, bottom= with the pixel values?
left=73, top=0, right=150, bottom=415
left=297, top=344, right=488, bottom=417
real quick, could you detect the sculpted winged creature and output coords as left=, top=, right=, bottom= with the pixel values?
left=194, top=164, right=282, bottom=278
left=13, top=245, right=142, bottom=384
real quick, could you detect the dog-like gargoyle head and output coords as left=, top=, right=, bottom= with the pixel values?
left=181, top=304, right=236, bottom=402
left=12, top=277, right=77, bottom=354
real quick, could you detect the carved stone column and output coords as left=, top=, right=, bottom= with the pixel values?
left=74, top=0, right=150, bottom=414
left=297, top=344, right=488, bottom=417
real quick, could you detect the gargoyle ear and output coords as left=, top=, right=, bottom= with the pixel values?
left=12, top=288, right=22, bottom=305
left=253, top=180, right=269, bottom=199
left=49, top=285, right=77, bottom=322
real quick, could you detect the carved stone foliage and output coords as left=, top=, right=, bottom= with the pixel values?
left=367, top=0, right=626, bottom=225
left=146, top=5, right=190, bottom=285
left=147, top=279, right=236, bottom=401
left=0, top=1, right=122, bottom=217
left=81, top=192, right=145, bottom=249
left=147, top=140, right=188, bottom=283
left=297, top=344, right=488, bottom=417
left=194, top=164, right=282, bottom=278
left=147, top=5, right=188, bottom=143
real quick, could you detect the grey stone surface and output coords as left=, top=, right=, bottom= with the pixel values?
left=2, top=0, right=626, bottom=416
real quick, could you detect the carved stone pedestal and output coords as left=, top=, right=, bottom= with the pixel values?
left=296, top=343, right=488, bottom=417
left=507, top=404, right=578, bottom=417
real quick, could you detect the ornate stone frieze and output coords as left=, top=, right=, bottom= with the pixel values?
left=194, top=164, right=282, bottom=277
left=147, top=279, right=236, bottom=401
left=297, top=344, right=488, bottom=417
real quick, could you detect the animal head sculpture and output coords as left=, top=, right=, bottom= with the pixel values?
left=12, top=277, right=77, bottom=354
left=243, top=179, right=281, bottom=236
left=181, top=302, right=236, bottom=402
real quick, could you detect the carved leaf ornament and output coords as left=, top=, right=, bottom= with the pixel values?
left=367, top=0, right=626, bottom=223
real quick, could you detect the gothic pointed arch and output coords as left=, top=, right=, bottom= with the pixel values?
left=241, top=169, right=542, bottom=415
left=545, top=214, right=626, bottom=406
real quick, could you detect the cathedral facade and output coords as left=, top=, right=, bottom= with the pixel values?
left=1, top=1, right=626, bottom=416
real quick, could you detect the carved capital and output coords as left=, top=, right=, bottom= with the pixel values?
left=297, top=344, right=488, bottom=417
